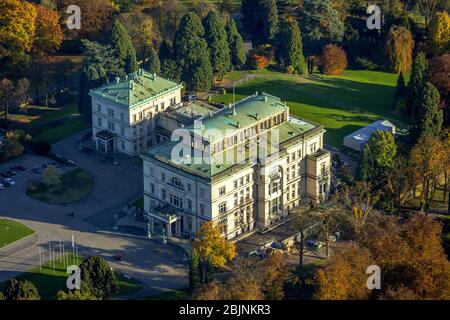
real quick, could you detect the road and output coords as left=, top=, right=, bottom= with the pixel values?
left=0, top=131, right=188, bottom=297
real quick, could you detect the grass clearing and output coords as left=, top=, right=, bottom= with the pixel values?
left=0, top=219, right=35, bottom=248
left=26, top=168, right=94, bottom=204
left=214, top=70, right=408, bottom=147
left=0, top=253, right=143, bottom=299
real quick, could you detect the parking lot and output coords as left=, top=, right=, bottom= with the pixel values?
left=0, top=153, right=75, bottom=191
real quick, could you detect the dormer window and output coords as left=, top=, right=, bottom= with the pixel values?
left=171, top=177, right=183, bottom=189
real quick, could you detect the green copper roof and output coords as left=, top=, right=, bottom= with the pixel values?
left=89, top=70, right=182, bottom=108
left=186, top=93, right=288, bottom=140
left=143, top=106, right=321, bottom=181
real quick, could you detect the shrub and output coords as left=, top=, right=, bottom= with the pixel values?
left=355, top=56, right=378, bottom=70
left=249, top=44, right=275, bottom=70
left=319, top=44, right=348, bottom=75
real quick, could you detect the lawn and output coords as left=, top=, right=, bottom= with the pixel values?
left=5, top=102, right=90, bottom=144
left=212, top=70, right=408, bottom=148
left=0, top=219, right=35, bottom=248
left=142, top=288, right=190, bottom=300
left=0, top=253, right=143, bottom=299
left=27, top=168, right=94, bottom=205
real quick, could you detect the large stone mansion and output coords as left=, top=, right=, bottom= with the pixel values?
left=90, top=70, right=331, bottom=240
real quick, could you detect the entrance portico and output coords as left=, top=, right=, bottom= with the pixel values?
left=95, top=130, right=116, bottom=154
left=147, top=204, right=182, bottom=238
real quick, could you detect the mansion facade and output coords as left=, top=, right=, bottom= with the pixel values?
left=90, top=70, right=331, bottom=240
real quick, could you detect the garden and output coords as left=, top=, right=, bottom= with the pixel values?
left=0, top=219, right=35, bottom=248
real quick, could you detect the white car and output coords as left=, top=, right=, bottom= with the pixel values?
left=4, top=178, right=15, bottom=185
left=0, top=183, right=5, bottom=190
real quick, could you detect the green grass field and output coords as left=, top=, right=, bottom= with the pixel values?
left=0, top=219, right=35, bottom=248
left=0, top=253, right=143, bottom=299
left=33, top=118, right=89, bottom=144
left=27, top=168, right=94, bottom=205
left=213, top=70, right=408, bottom=147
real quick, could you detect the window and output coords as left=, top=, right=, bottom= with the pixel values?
left=240, top=177, right=244, bottom=186
left=97, top=104, right=101, bottom=112
left=171, top=177, right=183, bottom=189
left=170, top=194, right=183, bottom=208
left=271, top=181, right=279, bottom=194
left=161, top=173, right=165, bottom=181
left=219, top=186, right=226, bottom=196
left=97, top=117, right=102, bottom=127
left=133, top=114, right=137, bottom=122
left=162, top=189, right=166, bottom=200
left=321, top=163, right=326, bottom=175
left=187, top=184, right=192, bottom=192
left=200, top=188, right=205, bottom=197
left=200, top=204, right=205, bottom=215
left=246, top=174, right=250, bottom=183
left=150, top=183, right=155, bottom=194
left=170, top=98, right=176, bottom=106
left=161, top=102, right=165, bottom=110
left=120, top=113, right=124, bottom=121
left=271, top=197, right=281, bottom=214
left=120, top=126, right=125, bottom=136
left=219, top=202, right=227, bottom=214
left=310, top=143, right=317, bottom=154
left=108, top=108, right=114, bottom=117
left=139, top=112, right=143, bottom=120
left=121, top=140, right=125, bottom=150
left=234, top=193, right=238, bottom=206
left=188, top=199, right=192, bottom=210
left=108, top=121, right=115, bottom=131
left=233, top=180, right=238, bottom=188
left=246, top=187, right=250, bottom=200
left=298, top=150, right=302, bottom=159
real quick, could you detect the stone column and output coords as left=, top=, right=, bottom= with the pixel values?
left=166, top=222, right=172, bottom=238
left=150, top=217, right=154, bottom=233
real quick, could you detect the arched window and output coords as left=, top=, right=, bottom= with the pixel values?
left=171, top=177, right=183, bottom=189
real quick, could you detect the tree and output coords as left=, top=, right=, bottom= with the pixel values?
left=428, top=11, right=450, bottom=55
left=410, top=135, right=447, bottom=212
left=158, top=40, right=173, bottom=61
left=428, top=54, right=450, bottom=125
left=241, top=0, right=263, bottom=37
left=316, top=214, right=450, bottom=300
left=111, top=20, right=138, bottom=74
left=161, top=59, right=181, bottom=82
left=300, top=0, right=345, bottom=53
left=136, top=18, right=156, bottom=61
left=359, top=130, right=397, bottom=185
left=0, top=79, right=14, bottom=121
left=262, top=0, right=279, bottom=42
left=42, top=165, right=61, bottom=187
left=202, top=10, right=231, bottom=80
left=225, top=19, right=246, bottom=70
left=412, top=82, right=443, bottom=140
left=173, top=12, right=214, bottom=91
left=386, top=155, right=414, bottom=213
left=416, top=0, right=449, bottom=26
left=56, top=290, right=97, bottom=300
left=33, top=4, right=62, bottom=57
left=319, top=44, right=348, bottom=75
left=4, top=278, right=40, bottom=300
left=315, top=246, right=373, bottom=300
left=78, top=40, right=122, bottom=121
left=385, top=26, right=414, bottom=74
left=192, top=282, right=224, bottom=300
left=279, top=17, right=307, bottom=75
left=193, top=221, right=236, bottom=270
left=260, top=251, right=288, bottom=299
left=189, top=248, right=201, bottom=292
left=0, top=0, right=37, bottom=66
left=406, top=52, right=427, bottom=116
left=58, top=0, right=114, bottom=40
left=0, top=131, right=25, bottom=163
left=79, top=256, right=119, bottom=299
left=143, top=46, right=161, bottom=74
left=395, top=72, right=407, bottom=99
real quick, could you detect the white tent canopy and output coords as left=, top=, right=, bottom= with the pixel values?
left=343, top=120, right=396, bottom=151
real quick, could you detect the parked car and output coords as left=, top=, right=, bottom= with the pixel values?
left=0, top=183, right=5, bottom=190
left=67, top=159, right=75, bottom=166
left=306, top=239, right=323, bottom=249
left=32, top=168, right=42, bottom=174
left=7, top=169, right=16, bottom=176
left=1, top=172, right=12, bottom=178
left=11, top=165, right=25, bottom=171
left=2, top=180, right=11, bottom=188
left=4, top=178, right=15, bottom=185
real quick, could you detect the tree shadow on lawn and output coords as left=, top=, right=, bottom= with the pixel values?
left=236, top=76, right=401, bottom=120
